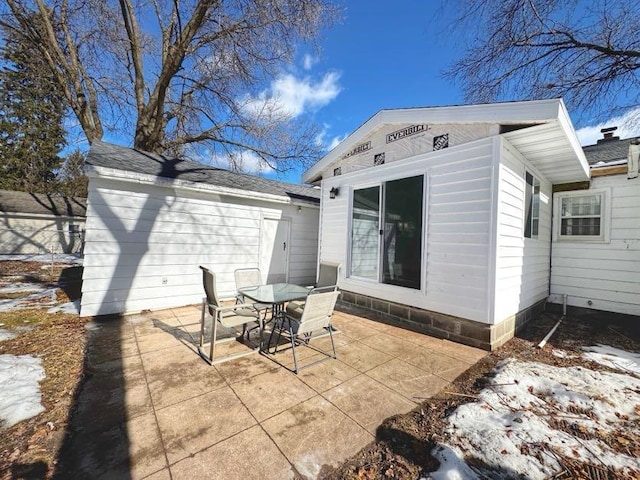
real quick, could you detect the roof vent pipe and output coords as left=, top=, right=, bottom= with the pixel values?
left=538, top=294, right=567, bottom=349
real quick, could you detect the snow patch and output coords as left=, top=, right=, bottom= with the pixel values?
left=0, top=288, right=58, bottom=312
left=0, top=254, right=83, bottom=265
left=582, top=344, right=640, bottom=375
left=0, top=283, right=46, bottom=294
left=48, top=300, right=80, bottom=315
left=0, top=354, right=45, bottom=428
left=428, top=354, right=640, bottom=479
left=0, top=329, right=17, bottom=342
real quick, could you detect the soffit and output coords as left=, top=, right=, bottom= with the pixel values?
left=502, top=121, right=590, bottom=184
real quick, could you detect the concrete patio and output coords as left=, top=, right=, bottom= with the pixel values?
left=57, top=304, right=487, bottom=479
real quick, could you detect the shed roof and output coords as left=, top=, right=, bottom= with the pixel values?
left=0, top=189, right=86, bottom=217
left=86, top=141, right=320, bottom=205
left=582, top=136, right=638, bottom=166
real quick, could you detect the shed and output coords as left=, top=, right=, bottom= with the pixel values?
left=0, top=189, right=86, bottom=254
left=80, top=141, right=320, bottom=317
left=303, top=99, right=590, bottom=350
left=549, top=130, right=640, bottom=316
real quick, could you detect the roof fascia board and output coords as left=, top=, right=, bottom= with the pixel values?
left=555, top=100, right=591, bottom=179
left=87, top=165, right=319, bottom=208
left=303, top=99, right=563, bottom=184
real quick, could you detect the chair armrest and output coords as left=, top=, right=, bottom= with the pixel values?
left=208, top=302, right=260, bottom=313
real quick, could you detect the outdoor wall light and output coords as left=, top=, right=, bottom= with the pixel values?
left=329, top=187, right=340, bottom=199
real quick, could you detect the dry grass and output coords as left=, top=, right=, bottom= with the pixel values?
left=323, top=313, right=640, bottom=480
left=0, top=259, right=87, bottom=480
left=0, top=309, right=88, bottom=480
left=0, top=308, right=88, bottom=480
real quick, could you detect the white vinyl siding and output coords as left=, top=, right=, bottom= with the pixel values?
left=493, top=138, right=552, bottom=323
left=0, top=215, right=85, bottom=254
left=550, top=174, right=640, bottom=316
left=320, top=137, right=496, bottom=323
left=81, top=178, right=318, bottom=317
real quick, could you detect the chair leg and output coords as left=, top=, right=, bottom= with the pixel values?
left=328, top=325, right=337, bottom=359
left=209, top=311, right=219, bottom=362
left=289, top=327, right=299, bottom=373
left=199, top=299, right=207, bottom=348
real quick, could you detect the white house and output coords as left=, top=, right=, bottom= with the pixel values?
left=550, top=130, right=640, bottom=317
left=303, top=99, right=592, bottom=350
left=80, top=141, right=320, bottom=317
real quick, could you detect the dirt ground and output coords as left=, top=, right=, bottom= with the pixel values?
left=321, top=311, right=640, bottom=480
left=1, top=259, right=639, bottom=479
left=0, top=260, right=85, bottom=480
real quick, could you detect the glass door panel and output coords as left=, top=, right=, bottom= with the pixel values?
left=351, top=186, right=380, bottom=280
left=382, top=175, right=423, bottom=289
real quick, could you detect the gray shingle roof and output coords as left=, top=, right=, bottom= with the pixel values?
left=86, top=141, right=320, bottom=204
left=0, top=189, right=87, bottom=217
left=582, top=137, right=638, bottom=166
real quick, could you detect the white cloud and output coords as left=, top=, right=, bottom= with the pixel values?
left=302, top=54, right=318, bottom=70
left=575, top=108, right=640, bottom=146
left=315, top=125, right=349, bottom=152
left=243, top=71, right=341, bottom=119
left=210, top=150, right=275, bottom=175
left=327, top=134, right=347, bottom=151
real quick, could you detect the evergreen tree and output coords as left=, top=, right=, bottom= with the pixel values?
left=57, top=149, right=88, bottom=198
left=0, top=21, right=67, bottom=193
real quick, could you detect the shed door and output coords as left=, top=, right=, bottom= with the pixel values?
left=260, top=217, right=290, bottom=283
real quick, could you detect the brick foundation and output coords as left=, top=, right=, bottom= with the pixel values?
left=339, top=291, right=546, bottom=351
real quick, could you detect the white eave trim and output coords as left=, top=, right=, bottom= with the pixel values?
left=303, top=98, right=565, bottom=183
left=556, top=101, right=591, bottom=179
left=86, top=165, right=320, bottom=208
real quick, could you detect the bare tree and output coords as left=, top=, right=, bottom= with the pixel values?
left=0, top=0, right=339, bottom=171
left=444, top=0, right=640, bottom=120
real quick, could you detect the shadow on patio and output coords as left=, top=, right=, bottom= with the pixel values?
left=53, top=303, right=487, bottom=479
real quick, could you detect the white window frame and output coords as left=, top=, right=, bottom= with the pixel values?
left=524, top=171, right=540, bottom=239
left=347, top=173, right=427, bottom=291
left=553, top=188, right=611, bottom=243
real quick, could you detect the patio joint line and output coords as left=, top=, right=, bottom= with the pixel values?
left=315, top=376, right=382, bottom=437
left=163, top=424, right=258, bottom=469
left=218, top=361, right=305, bottom=478
left=133, top=322, right=174, bottom=479
left=360, top=356, right=430, bottom=405
left=360, top=368, right=423, bottom=406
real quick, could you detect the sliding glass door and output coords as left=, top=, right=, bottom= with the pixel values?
left=382, top=175, right=423, bottom=289
left=350, top=175, right=424, bottom=290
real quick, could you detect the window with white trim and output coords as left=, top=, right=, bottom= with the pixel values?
left=524, top=172, right=540, bottom=239
left=555, top=190, right=609, bottom=242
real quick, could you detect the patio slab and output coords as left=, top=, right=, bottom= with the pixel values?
left=63, top=305, right=487, bottom=479
left=261, top=395, right=374, bottom=479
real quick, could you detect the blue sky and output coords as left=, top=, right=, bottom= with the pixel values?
left=77, top=1, right=638, bottom=183
left=259, top=1, right=464, bottom=183
left=243, top=0, right=639, bottom=184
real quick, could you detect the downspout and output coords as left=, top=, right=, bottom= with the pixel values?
left=538, top=294, right=566, bottom=349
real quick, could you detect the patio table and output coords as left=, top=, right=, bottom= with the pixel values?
left=238, top=283, right=311, bottom=315
left=238, top=283, right=312, bottom=354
